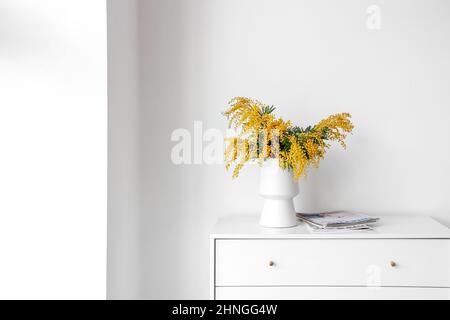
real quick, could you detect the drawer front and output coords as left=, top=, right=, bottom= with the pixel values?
left=215, top=287, right=450, bottom=300
left=215, top=239, right=450, bottom=287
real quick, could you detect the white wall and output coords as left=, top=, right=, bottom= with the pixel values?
left=108, top=0, right=450, bottom=299
left=0, top=0, right=107, bottom=299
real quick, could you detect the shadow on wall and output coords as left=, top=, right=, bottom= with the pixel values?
left=138, top=0, right=196, bottom=299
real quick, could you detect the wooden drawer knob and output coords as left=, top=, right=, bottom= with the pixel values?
left=389, top=261, right=397, bottom=267
left=269, top=261, right=275, bottom=267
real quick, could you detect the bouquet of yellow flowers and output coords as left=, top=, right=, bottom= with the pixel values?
left=223, top=97, right=354, bottom=180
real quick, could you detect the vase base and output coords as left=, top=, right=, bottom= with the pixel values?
left=259, top=199, right=298, bottom=228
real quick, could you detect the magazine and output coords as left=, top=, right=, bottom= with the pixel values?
left=297, top=211, right=379, bottom=229
left=305, top=223, right=374, bottom=234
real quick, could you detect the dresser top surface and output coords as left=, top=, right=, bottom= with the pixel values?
left=210, top=215, right=450, bottom=239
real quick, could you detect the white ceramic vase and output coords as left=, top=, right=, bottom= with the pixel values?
left=259, top=158, right=299, bottom=228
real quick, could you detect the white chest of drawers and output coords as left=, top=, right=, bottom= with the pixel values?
left=210, top=215, right=450, bottom=300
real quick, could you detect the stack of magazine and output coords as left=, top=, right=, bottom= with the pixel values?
left=296, top=211, right=379, bottom=233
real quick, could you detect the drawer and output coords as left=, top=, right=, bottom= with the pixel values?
left=215, top=239, right=450, bottom=287
left=216, top=286, right=450, bottom=300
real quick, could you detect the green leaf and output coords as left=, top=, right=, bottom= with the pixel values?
left=260, top=105, right=276, bottom=115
